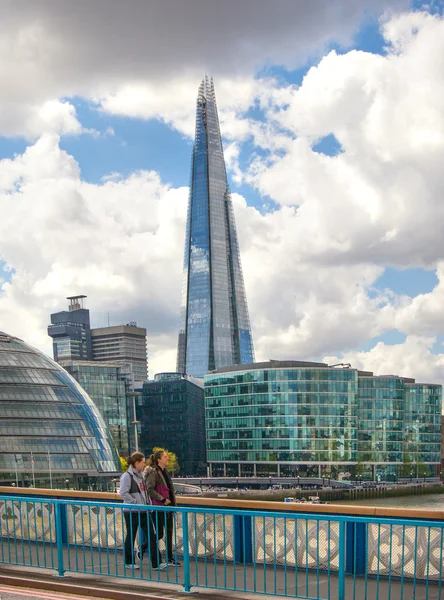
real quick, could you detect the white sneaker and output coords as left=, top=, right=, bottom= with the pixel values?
left=125, top=563, right=140, bottom=570
left=153, top=562, right=167, bottom=570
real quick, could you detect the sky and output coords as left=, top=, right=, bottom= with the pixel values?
left=1, top=0, right=444, bottom=391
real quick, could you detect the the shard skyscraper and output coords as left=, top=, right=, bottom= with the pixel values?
left=177, top=77, right=255, bottom=378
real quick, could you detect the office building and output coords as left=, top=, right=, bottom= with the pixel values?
left=137, top=373, right=206, bottom=475
left=404, top=382, right=442, bottom=477
left=205, top=361, right=358, bottom=477
left=64, top=362, right=130, bottom=456
left=48, top=295, right=92, bottom=363
left=0, top=330, right=120, bottom=487
left=177, top=77, right=254, bottom=378
left=91, top=324, right=148, bottom=381
left=204, top=361, right=442, bottom=479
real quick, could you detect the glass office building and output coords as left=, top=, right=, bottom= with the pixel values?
left=64, top=362, right=130, bottom=456
left=357, top=374, right=407, bottom=480
left=205, top=361, right=358, bottom=477
left=0, top=331, right=120, bottom=487
left=205, top=361, right=442, bottom=479
left=404, top=383, right=442, bottom=477
left=177, top=77, right=254, bottom=378
left=138, top=373, right=206, bottom=475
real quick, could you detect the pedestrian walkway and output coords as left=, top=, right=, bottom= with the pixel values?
left=0, top=540, right=441, bottom=600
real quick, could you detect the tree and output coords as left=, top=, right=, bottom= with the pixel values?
left=120, top=457, right=128, bottom=472
left=152, top=447, right=180, bottom=475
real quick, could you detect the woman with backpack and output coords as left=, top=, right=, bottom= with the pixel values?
left=119, top=452, right=165, bottom=571
left=145, top=449, right=181, bottom=567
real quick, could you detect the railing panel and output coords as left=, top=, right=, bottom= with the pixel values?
left=254, top=515, right=340, bottom=571
left=367, top=522, right=444, bottom=580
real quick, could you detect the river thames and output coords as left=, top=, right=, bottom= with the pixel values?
left=336, top=493, right=444, bottom=509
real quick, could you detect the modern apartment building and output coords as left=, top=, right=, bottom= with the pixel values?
left=91, top=324, right=148, bottom=381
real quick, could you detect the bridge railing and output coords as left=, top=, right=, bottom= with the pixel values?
left=0, top=490, right=443, bottom=600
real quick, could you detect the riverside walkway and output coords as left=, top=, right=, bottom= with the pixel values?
left=0, top=487, right=443, bottom=600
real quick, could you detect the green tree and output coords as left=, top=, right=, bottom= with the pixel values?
left=152, top=447, right=180, bottom=475
left=120, top=456, right=128, bottom=472
left=401, top=452, right=413, bottom=477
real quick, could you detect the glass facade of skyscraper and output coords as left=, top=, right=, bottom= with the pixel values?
left=404, top=383, right=442, bottom=476
left=137, top=373, right=206, bottom=476
left=177, top=77, right=254, bottom=378
left=205, top=361, right=358, bottom=477
left=0, top=331, right=120, bottom=486
left=64, top=362, right=130, bottom=456
left=357, top=375, right=406, bottom=480
left=204, top=361, right=442, bottom=478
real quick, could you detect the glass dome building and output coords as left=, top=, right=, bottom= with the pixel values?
left=0, top=331, right=120, bottom=487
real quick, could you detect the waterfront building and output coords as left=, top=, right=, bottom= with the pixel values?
left=404, top=382, right=442, bottom=477
left=441, top=415, right=444, bottom=477
left=48, top=295, right=92, bottom=363
left=137, top=373, right=206, bottom=475
left=0, top=331, right=120, bottom=487
left=64, top=361, right=130, bottom=456
left=205, top=360, right=443, bottom=479
left=357, top=374, right=407, bottom=481
left=177, top=77, right=254, bottom=378
left=205, top=361, right=358, bottom=477
left=91, top=323, right=148, bottom=381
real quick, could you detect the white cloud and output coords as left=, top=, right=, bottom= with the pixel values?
left=324, top=336, right=444, bottom=386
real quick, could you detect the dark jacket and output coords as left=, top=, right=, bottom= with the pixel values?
left=145, top=465, right=176, bottom=506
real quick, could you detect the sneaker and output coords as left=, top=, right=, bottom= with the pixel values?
left=153, top=562, right=167, bottom=571
left=125, top=563, right=140, bottom=570
left=167, top=559, right=181, bottom=566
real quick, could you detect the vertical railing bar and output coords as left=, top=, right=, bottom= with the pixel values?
left=376, top=522, right=381, bottom=600
left=18, top=501, right=24, bottom=566
left=112, top=507, right=118, bottom=576
left=327, top=521, right=331, bottom=600
left=182, top=511, right=191, bottom=593
left=400, top=524, right=406, bottom=600
left=387, top=523, right=393, bottom=600
left=40, top=501, right=47, bottom=569
left=222, top=514, right=227, bottom=590
left=54, top=502, right=65, bottom=577
left=425, top=526, right=431, bottom=600
left=438, top=526, right=443, bottom=600
left=173, top=509, right=179, bottom=581
left=30, top=502, right=40, bottom=567
left=213, top=514, right=218, bottom=589
left=104, top=507, right=110, bottom=575
left=413, top=525, right=418, bottom=599
left=262, top=516, right=266, bottom=594
left=73, top=506, right=80, bottom=573
left=295, top=517, right=299, bottom=597
left=16, top=501, right=22, bottom=565
left=338, top=520, right=345, bottom=600
left=283, top=516, right=288, bottom=597
left=193, top=513, right=199, bottom=587
left=305, top=518, right=309, bottom=598
left=203, top=513, right=208, bottom=587
left=273, top=516, right=277, bottom=596
left=96, top=506, right=103, bottom=575
left=28, top=501, right=34, bottom=567
left=316, top=519, right=320, bottom=600
left=49, top=503, right=55, bottom=570
left=6, top=500, right=12, bottom=564
left=87, top=505, right=94, bottom=574
left=252, top=515, right=257, bottom=593
left=80, top=503, right=87, bottom=572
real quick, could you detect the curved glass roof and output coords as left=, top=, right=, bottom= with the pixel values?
left=0, top=331, right=120, bottom=475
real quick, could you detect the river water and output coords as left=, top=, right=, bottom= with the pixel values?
left=335, top=493, right=444, bottom=510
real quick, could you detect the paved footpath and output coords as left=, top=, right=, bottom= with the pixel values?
left=0, top=585, right=110, bottom=600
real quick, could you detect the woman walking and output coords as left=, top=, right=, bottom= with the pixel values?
left=145, top=449, right=181, bottom=567
left=119, top=452, right=165, bottom=571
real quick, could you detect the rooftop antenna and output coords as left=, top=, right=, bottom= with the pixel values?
left=107, top=313, right=110, bottom=327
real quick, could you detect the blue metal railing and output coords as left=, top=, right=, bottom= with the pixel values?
left=0, top=493, right=443, bottom=599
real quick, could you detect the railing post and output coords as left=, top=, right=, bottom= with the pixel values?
left=54, top=502, right=65, bottom=577
left=338, top=520, right=346, bottom=600
left=181, top=510, right=191, bottom=593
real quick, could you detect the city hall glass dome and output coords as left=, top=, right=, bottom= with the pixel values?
left=0, top=331, right=120, bottom=481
